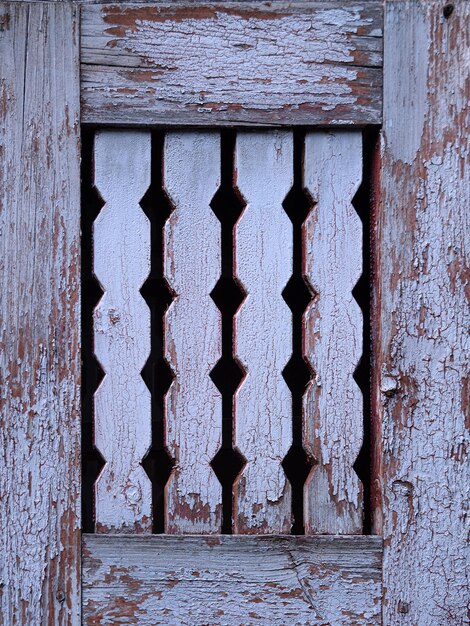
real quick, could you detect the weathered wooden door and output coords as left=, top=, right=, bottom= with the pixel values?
left=1, top=2, right=468, bottom=625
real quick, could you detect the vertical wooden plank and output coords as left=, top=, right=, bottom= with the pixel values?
left=379, top=1, right=469, bottom=623
left=234, top=132, right=293, bottom=534
left=0, top=3, right=81, bottom=623
left=303, top=131, right=363, bottom=534
left=93, top=130, right=152, bottom=533
left=164, top=132, right=222, bottom=533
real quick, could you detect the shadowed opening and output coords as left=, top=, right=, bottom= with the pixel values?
left=281, top=131, right=315, bottom=535
left=140, top=132, right=176, bottom=534
left=209, top=130, right=247, bottom=534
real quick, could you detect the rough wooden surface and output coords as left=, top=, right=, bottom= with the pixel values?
left=378, top=1, right=470, bottom=623
left=164, top=132, right=223, bottom=533
left=303, top=131, right=363, bottom=534
left=80, top=1, right=383, bottom=127
left=82, top=534, right=382, bottom=625
left=234, top=132, right=293, bottom=533
left=0, top=3, right=81, bottom=624
left=93, top=131, right=152, bottom=533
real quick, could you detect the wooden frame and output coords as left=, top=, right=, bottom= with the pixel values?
left=83, top=535, right=382, bottom=623
left=1, top=1, right=468, bottom=624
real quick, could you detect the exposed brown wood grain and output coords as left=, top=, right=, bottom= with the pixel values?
left=82, top=534, right=382, bottom=625
left=378, top=1, right=470, bottom=623
left=80, top=1, right=383, bottom=127
left=0, top=3, right=81, bottom=624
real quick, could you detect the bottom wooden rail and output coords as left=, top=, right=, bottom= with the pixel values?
left=82, top=534, right=382, bottom=625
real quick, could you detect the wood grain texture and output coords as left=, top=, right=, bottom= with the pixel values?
left=0, top=3, right=81, bottom=624
left=93, top=131, right=152, bottom=533
left=303, top=132, right=363, bottom=534
left=82, top=534, right=382, bottom=625
left=80, top=1, right=383, bottom=127
left=163, top=132, right=222, bottom=533
left=378, top=1, right=470, bottom=623
left=233, top=132, right=293, bottom=534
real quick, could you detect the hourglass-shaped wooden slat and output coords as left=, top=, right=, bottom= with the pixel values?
left=303, top=131, right=363, bottom=534
left=93, top=130, right=152, bottom=533
left=233, top=131, right=294, bottom=534
left=163, top=132, right=223, bottom=533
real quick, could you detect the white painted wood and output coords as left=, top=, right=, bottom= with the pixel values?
left=93, top=130, right=152, bottom=533
left=163, top=132, right=222, bottom=533
left=303, top=131, right=363, bottom=534
left=378, top=2, right=470, bottom=623
left=80, top=2, right=383, bottom=127
left=234, top=132, right=293, bottom=533
left=82, top=534, right=382, bottom=625
left=0, top=3, right=81, bottom=624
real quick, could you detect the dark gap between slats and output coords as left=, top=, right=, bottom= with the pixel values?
left=140, top=132, right=175, bottom=534
left=281, top=131, right=315, bottom=535
left=352, top=128, right=376, bottom=535
left=81, top=128, right=105, bottom=533
left=209, top=131, right=247, bottom=534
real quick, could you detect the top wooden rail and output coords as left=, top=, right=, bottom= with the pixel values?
left=80, top=1, right=383, bottom=127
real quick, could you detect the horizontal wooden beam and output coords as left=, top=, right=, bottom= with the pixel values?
left=80, top=1, right=383, bottom=127
left=83, top=534, right=382, bottom=624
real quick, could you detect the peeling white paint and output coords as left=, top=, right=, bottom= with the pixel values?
left=303, top=131, right=364, bottom=534
left=93, top=130, right=152, bottom=533
left=380, top=2, right=470, bottom=623
left=83, top=534, right=382, bottom=625
left=0, top=4, right=81, bottom=623
left=80, top=2, right=383, bottom=126
left=164, top=132, right=223, bottom=534
left=234, top=131, right=293, bottom=533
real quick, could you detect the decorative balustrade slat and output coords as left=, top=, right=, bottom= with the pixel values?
left=163, top=132, right=223, bottom=533
left=233, top=132, right=294, bottom=533
left=303, top=131, right=364, bottom=534
left=93, top=130, right=152, bottom=532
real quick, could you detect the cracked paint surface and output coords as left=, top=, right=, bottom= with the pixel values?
left=377, top=2, right=469, bottom=623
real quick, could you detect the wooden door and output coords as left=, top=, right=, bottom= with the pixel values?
left=1, top=2, right=468, bottom=625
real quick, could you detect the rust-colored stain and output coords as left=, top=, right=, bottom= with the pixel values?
left=95, top=514, right=151, bottom=534
left=102, top=4, right=290, bottom=38
left=204, top=535, right=221, bottom=547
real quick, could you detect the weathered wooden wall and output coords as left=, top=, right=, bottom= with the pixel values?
left=377, top=1, right=470, bottom=624
left=0, top=2, right=81, bottom=625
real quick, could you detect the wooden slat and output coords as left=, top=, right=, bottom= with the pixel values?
left=234, top=132, right=293, bottom=533
left=82, top=534, right=382, bottom=625
left=0, top=3, right=81, bottom=623
left=163, top=132, right=222, bottom=533
left=80, top=1, right=383, bottom=127
left=378, top=1, right=470, bottom=623
left=303, top=131, right=363, bottom=534
left=93, top=130, right=152, bottom=533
